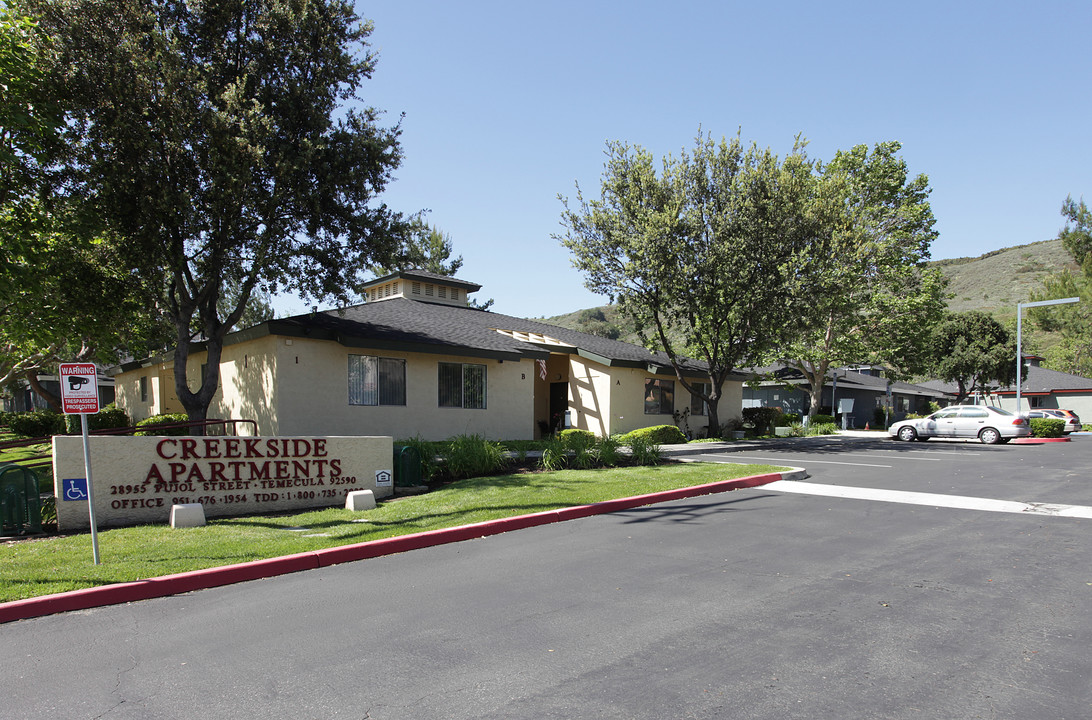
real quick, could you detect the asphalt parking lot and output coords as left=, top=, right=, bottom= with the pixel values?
left=3, top=434, right=1090, bottom=719
left=690, top=432, right=1092, bottom=508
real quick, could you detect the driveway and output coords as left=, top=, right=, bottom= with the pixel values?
left=2, top=435, right=1090, bottom=719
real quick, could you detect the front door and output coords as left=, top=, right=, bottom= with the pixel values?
left=548, top=382, right=568, bottom=435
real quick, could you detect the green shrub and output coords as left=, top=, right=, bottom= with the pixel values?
left=1029, top=418, right=1065, bottom=438
left=8, top=410, right=66, bottom=438
left=570, top=441, right=598, bottom=469
left=810, top=413, right=836, bottom=425
left=719, top=417, right=745, bottom=438
left=742, top=406, right=783, bottom=435
left=395, top=436, right=443, bottom=481
left=558, top=428, right=596, bottom=449
left=788, top=423, right=807, bottom=437
left=628, top=436, right=662, bottom=465
left=593, top=436, right=623, bottom=467
left=0, top=410, right=15, bottom=429
left=811, top=422, right=838, bottom=436
left=781, top=412, right=802, bottom=425
left=538, top=439, right=564, bottom=470
left=441, top=434, right=510, bottom=479
left=39, top=495, right=56, bottom=526
left=134, top=413, right=191, bottom=436
left=539, top=436, right=569, bottom=471
left=619, top=424, right=686, bottom=446
left=64, top=403, right=132, bottom=434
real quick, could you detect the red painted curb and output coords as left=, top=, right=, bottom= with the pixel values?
left=0, top=471, right=786, bottom=624
left=1012, top=437, right=1071, bottom=444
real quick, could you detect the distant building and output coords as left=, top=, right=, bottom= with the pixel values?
left=744, top=364, right=948, bottom=427
left=919, top=356, right=1092, bottom=420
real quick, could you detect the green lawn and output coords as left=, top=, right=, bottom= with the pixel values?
left=0, top=434, right=54, bottom=492
left=0, top=461, right=784, bottom=603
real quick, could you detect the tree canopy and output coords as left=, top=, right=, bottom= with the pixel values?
left=374, top=217, right=464, bottom=277
left=1029, top=196, right=1092, bottom=376
left=558, top=132, right=830, bottom=434
left=1, top=4, right=164, bottom=410
left=930, top=311, right=1020, bottom=403
left=24, top=0, right=406, bottom=426
left=773, top=141, right=947, bottom=417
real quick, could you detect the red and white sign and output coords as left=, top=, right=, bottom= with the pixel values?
left=59, top=363, right=100, bottom=415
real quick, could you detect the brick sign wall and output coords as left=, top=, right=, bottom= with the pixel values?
left=53, top=435, right=393, bottom=531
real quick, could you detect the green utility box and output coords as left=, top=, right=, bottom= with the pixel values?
left=0, top=463, right=43, bottom=536
left=393, top=445, right=423, bottom=487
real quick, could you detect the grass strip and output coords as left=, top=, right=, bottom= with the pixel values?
left=1, top=461, right=783, bottom=603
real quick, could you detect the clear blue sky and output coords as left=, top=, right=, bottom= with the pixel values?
left=277, top=0, right=1091, bottom=320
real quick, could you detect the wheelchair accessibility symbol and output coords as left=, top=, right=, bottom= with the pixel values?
left=63, top=478, right=89, bottom=501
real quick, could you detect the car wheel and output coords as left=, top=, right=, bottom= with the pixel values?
left=979, top=427, right=1001, bottom=445
left=897, top=426, right=917, bottom=442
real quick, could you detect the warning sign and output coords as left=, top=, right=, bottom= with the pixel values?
left=59, top=363, right=100, bottom=415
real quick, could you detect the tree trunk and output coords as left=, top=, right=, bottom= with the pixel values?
left=173, top=330, right=225, bottom=437
left=24, top=370, right=63, bottom=414
left=707, top=397, right=720, bottom=440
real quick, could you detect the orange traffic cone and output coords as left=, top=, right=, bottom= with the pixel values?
left=865, top=422, right=870, bottom=430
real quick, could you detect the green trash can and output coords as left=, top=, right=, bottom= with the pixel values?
left=393, top=445, right=423, bottom=487
left=0, top=463, right=43, bottom=535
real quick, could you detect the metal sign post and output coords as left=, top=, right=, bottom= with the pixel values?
left=59, top=363, right=101, bottom=565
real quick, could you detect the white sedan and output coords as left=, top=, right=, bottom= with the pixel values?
left=888, top=405, right=1030, bottom=444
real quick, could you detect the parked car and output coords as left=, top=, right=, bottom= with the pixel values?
left=1026, top=409, right=1081, bottom=434
left=1054, top=408, right=1082, bottom=425
left=888, top=405, right=1030, bottom=444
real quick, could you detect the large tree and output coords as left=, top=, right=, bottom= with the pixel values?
left=931, top=311, right=1020, bottom=403
left=558, top=133, right=830, bottom=435
left=28, top=0, right=406, bottom=428
left=1029, top=196, right=1092, bottom=376
left=374, top=217, right=464, bottom=277
left=1, top=4, right=162, bottom=410
left=773, top=141, right=948, bottom=417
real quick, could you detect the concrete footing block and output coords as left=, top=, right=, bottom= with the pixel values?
left=170, top=503, right=206, bottom=528
left=345, top=489, right=376, bottom=512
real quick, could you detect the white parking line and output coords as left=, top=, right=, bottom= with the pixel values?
left=763, top=480, right=1092, bottom=519
left=815, top=452, right=944, bottom=462
left=706, top=454, right=892, bottom=468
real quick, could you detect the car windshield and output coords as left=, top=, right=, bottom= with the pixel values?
left=987, top=406, right=1013, bottom=416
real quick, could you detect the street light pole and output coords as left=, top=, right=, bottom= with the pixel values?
left=1015, top=297, right=1080, bottom=413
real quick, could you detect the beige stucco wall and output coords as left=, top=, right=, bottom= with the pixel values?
left=568, top=356, right=614, bottom=436
left=565, top=359, right=743, bottom=438
left=115, top=362, right=178, bottom=423
left=113, top=333, right=744, bottom=442
left=213, top=337, right=278, bottom=435
left=214, top=336, right=538, bottom=441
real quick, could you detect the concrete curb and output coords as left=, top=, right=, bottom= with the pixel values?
left=0, top=469, right=796, bottom=624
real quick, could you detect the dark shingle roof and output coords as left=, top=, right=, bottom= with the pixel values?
left=256, top=298, right=713, bottom=376
left=747, top=363, right=949, bottom=399
left=917, top=366, right=1092, bottom=396
left=997, top=365, right=1092, bottom=394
